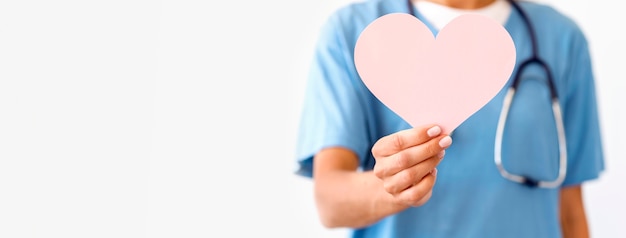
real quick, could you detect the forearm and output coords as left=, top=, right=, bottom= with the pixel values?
left=560, top=185, right=589, bottom=238
left=314, top=169, right=408, bottom=228
left=312, top=129, right=445, bottom=229
left=561, top=216, right=589, bottom=238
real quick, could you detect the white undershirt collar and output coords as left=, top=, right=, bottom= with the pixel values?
left=411, top=0, right=512, bottom=30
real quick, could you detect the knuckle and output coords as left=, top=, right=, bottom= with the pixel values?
left=412, top=192, right=433, bottom=207
left=398, top=169, right=417, bottom=187
left=383, top=182, right=395, bottom=194
left=407, top=184, right=432, bottom=204
left=425, top=142, right=439, bottom=156
left=371, top=142, right=383, bottom=157
left=372, top=133, right=404, bottom=157
left=394, top=152, right=410, bottom=170
left=406, top=190, right=424, bottom=204
left=373, top=165, right=384, bottom=179
left=391, top=134, right=404, bottom=151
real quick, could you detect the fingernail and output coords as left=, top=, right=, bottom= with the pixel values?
left=437, top=150, right=446, bottom=159
left=439, top=136, right=452, bottom=148
left=427, top=126, right=441, bottom=137
left=431, top=168, right=438, bottom=176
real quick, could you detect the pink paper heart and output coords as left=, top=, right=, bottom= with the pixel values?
left=354, top=13, right=516, bottom=134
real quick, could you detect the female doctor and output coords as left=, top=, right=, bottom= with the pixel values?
left=294, top=0, right=605, bottom=237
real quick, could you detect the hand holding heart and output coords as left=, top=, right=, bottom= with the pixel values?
left=354, top=13, right=516, bottom=134
left=372, top=124, right=451, bottom=207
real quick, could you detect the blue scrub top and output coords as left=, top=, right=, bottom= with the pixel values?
left=294, top=0, right=605, bottom=237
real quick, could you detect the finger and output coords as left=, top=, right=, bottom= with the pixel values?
left=383, top=151, right=445, bottom=195
left=375, top=135, right=451, bottom=178
left=395, top=169, right=437, bottom=207
left=412, top=189, right=433, bottom=207
left=372, top=124, right=442, bottom=158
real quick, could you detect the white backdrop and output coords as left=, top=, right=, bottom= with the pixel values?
left=0, top=0, right=623, bottom=237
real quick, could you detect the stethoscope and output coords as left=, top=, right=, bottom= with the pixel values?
left=407, top=0, right=567, bottom=188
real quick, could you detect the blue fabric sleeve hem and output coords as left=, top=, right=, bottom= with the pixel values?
left=561, top=168, right=605, bottom=187
left=294, top=157, right=314, bottom=178
left=294, top=136, right=370, bottom=180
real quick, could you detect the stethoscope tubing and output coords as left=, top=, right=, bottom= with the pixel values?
left=406, top=0, right=567, bottom=188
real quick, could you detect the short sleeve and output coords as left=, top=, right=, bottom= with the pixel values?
left=561, top=28, right=605, bottom=187
left=293, top=13, right=371, bottom=178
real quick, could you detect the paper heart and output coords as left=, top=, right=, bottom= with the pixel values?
left=354, top=13, right=516, bottom=134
